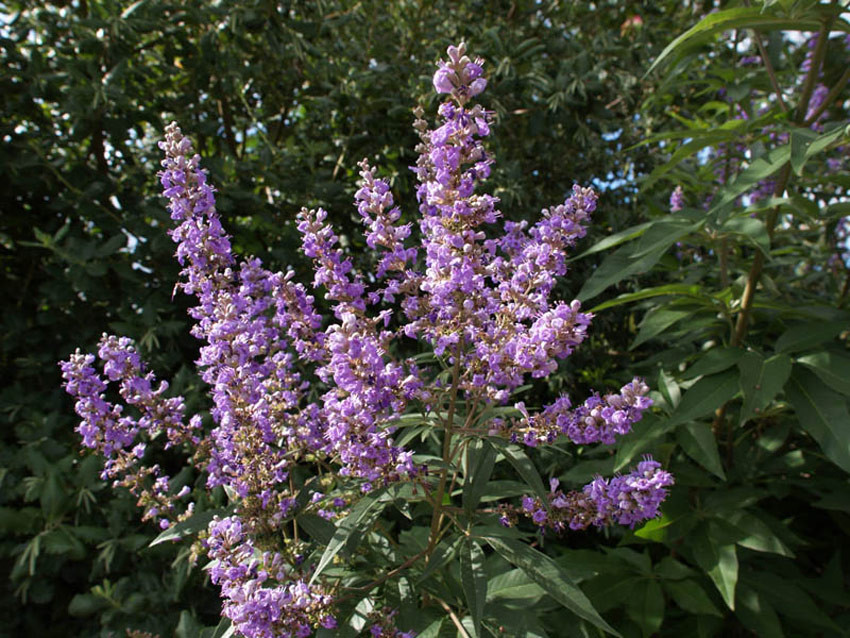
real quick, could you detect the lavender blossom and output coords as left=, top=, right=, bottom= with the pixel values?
left=510, top=378, right=653, bottom=447
left=669, top=185, right=685, bottom=212
left=515, top=458, right=674, bottom=533
left=60, top=42, right=673, bottom=635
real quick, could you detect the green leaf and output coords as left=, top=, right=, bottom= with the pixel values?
left=297, top=513, right=335, bottom=545
left=727, top=510, right=794, bottom=557
left=796, top=351, right=850, bottom=396
left=790, top=127, right=818, bottom=176
left=416, top=619, right=444, bottom=638
left=488, top=438, right=548, bottom=501
left=631, top=306, right=696, bottom=350
left=666, top=369, right=739, bottom=428
left=677, top=422, right=726, bottom=480
left=735, top=584, right=785, bottom=638
left=748, top=572, right=845, bottom=633
left=486, top=568, right=546, bottom=602
left=149, top=508, right=227, bottom=547
left=647, top=7, right=820, bottom=75
left=460, top=539, right=487, bottom=638
left=418, top=536, right=462, bottom=584
left=785, top=367, right=850, bottom=473
left=176, top=611, right=204, bottom=638
left=571, top=222, right=652, bottom=262
left=720, top=216, right=769, bottom=254
left=774, top=320, right=846, bottom=354
left=463, top=439, right=497, bottom=515
left=634, top=514, right=674, bottom=542
left=625, top=579, right=664, bottom=636
left=615, top=413, right=668, bottom=471
left=664, top=579, right=722, bottom=617
left=204, top=618, right=234, bottom=638
left=578, top=219, right=702, bottom=301
left=691, top=526, right=738, bottom=610
left=803, top=123, right=848, bottom=161
left=589, top=284, right=702, bottom=313
left=707, top=145, right=790, bottom=218
left=483, top=536, right=619, bottom=636
left=310, top=488, right=391, bottom=584
left=681, top=347, right=745, bottom=380
left=654, top=556, right=695, bottom=581
left=737, top=352, right=792, bottom=424
left=68, top=593, right=110, bottom=618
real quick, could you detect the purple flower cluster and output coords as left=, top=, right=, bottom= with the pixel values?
left=507, top=378, right=653, bottom=447
left=365, top=609, right=415, bottom=638
left=60, top=42, right=672, bottom=636
left=508, top=459, right=674, bottom=533
left=206, top=516, right=336, bottom=637
left=59, top=335, right=200, bottom=528
left=669, top=185, right=685, bottom=212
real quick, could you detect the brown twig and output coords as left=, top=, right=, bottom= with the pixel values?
left=434, top=595, right=472, bottom=638
left=335, top=550, right=426, bottom=604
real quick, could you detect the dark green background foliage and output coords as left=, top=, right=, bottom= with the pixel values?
left=1, top=0, right=848, bottom=636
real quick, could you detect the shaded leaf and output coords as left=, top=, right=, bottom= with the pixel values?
left=460, top=539, right=487, bottom=638
left=691, top=526, right=738, bottom=610
left=738, top=352, right=792, bottom=425
left=785, top=367, right=850, bottom=473
left=736, top=583, right=784, bottom=638
left=677, top=422, right=726, bottom=479
left=796, top=351, right=850, bottom=396
left=667, top=369, right=739, bottom=429
left=463, top=439, right=497, bottom=515
left=483, top=536, right=619, bottom=636
left=664, top=579, right=722, bottom=617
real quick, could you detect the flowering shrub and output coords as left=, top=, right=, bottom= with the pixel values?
left=61, top=43, right=671, bottom=637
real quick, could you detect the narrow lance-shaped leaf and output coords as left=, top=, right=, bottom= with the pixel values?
left=149, top=508, right=229, bottom=547
left=463, top=439, right=497, bottom=514
left=691, top=525, right=738, bottom=610
left=796, top=351, right=850, bottom=396
left=785, top=367, right=850, bottom=473
left=677, top=422, right=726, bottom=480
left=310, top=487, right=391, bottom=584
left=666, top=368, right=739, bottom=429
left=484, top=536, right=620, bottom=637
left=647, top=7, right=820, bottom=75
left=460, top=539, right=487, bottom=638
left=738, top=352, right=792, bottom=425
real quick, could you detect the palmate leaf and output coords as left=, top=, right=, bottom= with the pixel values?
left=483, top=536, right=620, bottom=637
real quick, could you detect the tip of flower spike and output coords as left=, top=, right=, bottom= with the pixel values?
left=433, top=43, right=487, bottom=102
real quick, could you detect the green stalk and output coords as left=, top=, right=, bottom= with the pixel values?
left=426, top=342, right=463, bottom=557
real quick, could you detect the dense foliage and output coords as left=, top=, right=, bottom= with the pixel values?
left=2, top=0, right=849, bottom=636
